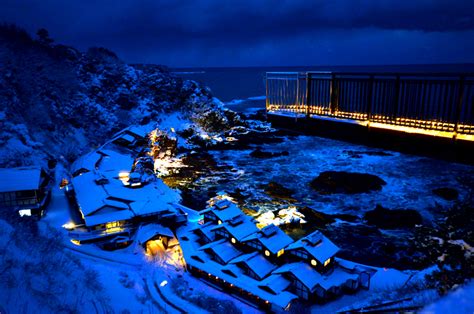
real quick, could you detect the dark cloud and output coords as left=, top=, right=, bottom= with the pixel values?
left=0, top=0, right=473, bottom=66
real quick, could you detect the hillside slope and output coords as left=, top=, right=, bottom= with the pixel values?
left=0, top=24, right=241, bottom=167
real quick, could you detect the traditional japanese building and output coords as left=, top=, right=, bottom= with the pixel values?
left=285, top=230, right=340, bottom=272
left=67, top=149, right=186, bottom=247
left=178, top=198, right=374, bottom=312
left=241, top=224, right=293, bottom=260
left=211, top=214, right=259, bottom=245
left=201, top=199, right=242, bottom=224
left=0, top=167, right=51, bottom=218
left=111, top=125, right=152, bottom=148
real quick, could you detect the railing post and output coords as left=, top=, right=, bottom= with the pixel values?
left=367, top=75, right=374, bottom=122
left=393, top=75, right=401, bottom=120
left=265, top=72, right=269, bottom=112
left=330, top=73, right=338, bottom=114
left=453, top=75, right=465, bottom=136
left=296, top=72, right=301, bottom=112
left=305, top=72, right=311, bottom=117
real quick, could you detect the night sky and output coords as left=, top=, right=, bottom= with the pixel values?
left=1, top=0, right=474, bottom=67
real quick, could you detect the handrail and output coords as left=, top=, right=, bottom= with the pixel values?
left=266, top=71, right=474, bottom=136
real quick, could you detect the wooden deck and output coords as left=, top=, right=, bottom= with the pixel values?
left=266, top=71, right=474, bottom=163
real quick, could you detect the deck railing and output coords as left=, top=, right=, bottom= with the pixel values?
left=266, top=72, right=474, bottom=135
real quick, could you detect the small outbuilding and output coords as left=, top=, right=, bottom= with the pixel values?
left=0, top=167, right=51, bottom=218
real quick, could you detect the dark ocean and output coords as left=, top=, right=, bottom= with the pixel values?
left=172, top=64, right=474, bottom=113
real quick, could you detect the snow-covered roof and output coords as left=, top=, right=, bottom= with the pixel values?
left=71, top=149, right=134, bottom=176
left=119, top=134, right=136, bottom=143
left=211, top=214, right=259, bottom=241
left=230, top=252, right=277, bottom=279
left=242, top=224, right=293, bottom=254
left=258, top=274, right=292, bottom=295
left=274, top=262, right=358, bottom=292
left=0, top=167, right=43, bottom=192
left=135, top=223, right=174, bottom=244
left=199, top=239, right=242, bottom=264
left=177, top=224, right=299, bottom=310
left=202, top=201, right=243, bottom=222
left=285, top=230, right=340, bottom=263
left=71, top=152, right=180, bottom=226
left=72, top=172, right=110, bottom=216
left=71, top=150, right=106, bottom=175
left=192, top=221, right=216, bottom=242
left=102, top=172, right=180, bottom=217
left=96, top=150, right=134, bottom=173
left=126, top=125, right=153, bottom=138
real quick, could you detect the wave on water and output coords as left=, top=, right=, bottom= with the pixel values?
left=247, top=95, right=266, bottom=101
left=172, top=71, right=206, bottom=74
left=225, top=95, right=267, bottom=113
left=226, top=99, right=245, bottom=106
left=226, top=95, right=266, bottom=106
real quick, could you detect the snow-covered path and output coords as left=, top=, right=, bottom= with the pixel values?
left=42, top=164, right=74, bottom=230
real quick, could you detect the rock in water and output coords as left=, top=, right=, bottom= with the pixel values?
left=249, top=148, right=289, bottom=159
left=263, top=181, right=295, bottom=199
left=310, top=171, right=386, bottom=194
left=433, top=187, right=459, bottom=201
left=298, top=206, right=335, bottom=226
left=250, top=149, right=274, bottom=158
left=364, top=205, right=422, bottom=229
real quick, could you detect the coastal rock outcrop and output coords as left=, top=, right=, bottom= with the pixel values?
left=364, top=205, right=423, bottom=229
left=310, top=171, right=386, bottom=194
left=433, top=187, right=459, bottom=201
left=250, top=148, right=289, bottom=159
left=262, top=181, right=295, bottom=199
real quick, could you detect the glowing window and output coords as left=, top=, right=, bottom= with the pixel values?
left=277, top=249, right=284, bottom=257
left=18, top=209, right=32, bottom=217
left=231, top=237, right=237, bottom=244
left=264, top=250, right=270, bottom=257
left=106, top=221, right=121, bottom=229
left=324, top=258, right=331, bottom=267
left=311, top=259, right=317, bottom=266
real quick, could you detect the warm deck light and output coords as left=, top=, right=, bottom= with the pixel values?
left=231, top=237, right=237, bottom=244
left=70, top=239, right=81, bottom=246
left=118, top=171, right=129, bottom=178
left=62, top=222, right=75, bottom=230
left=18, top=209, right=32, bottom=217
left=269, top=103, right=474, bottom=142
left=324, top=258, right=331, bottom=267
left=264, top=250, right=270, bottom=257
left=160, top=280, right=168, bottom=287
left=277, top=249, right=284, bottom=257
left=218, top=220, right=222, bottom=225
left=311, top=259, right=318, bottom=266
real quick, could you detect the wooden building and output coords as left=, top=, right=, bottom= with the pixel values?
left=0, top=167, right=51, bottom=218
